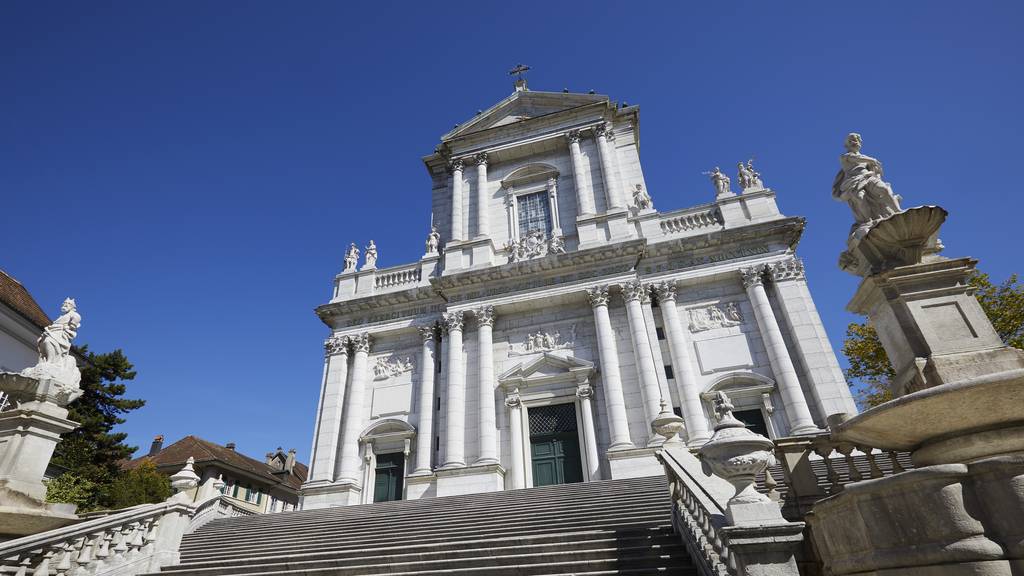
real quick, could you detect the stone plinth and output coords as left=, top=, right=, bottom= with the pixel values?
left=435, top=463, right=504, bottom=497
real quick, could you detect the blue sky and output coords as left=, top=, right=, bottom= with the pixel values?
left=3, top=1, right=1021, bottom=464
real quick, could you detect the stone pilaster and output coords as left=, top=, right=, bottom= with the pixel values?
left=741, top=267, right=819, bottom=436
left=577, top=383, right=600, bottom=480
left=448, top=159, right=465, bottom=242
left=310, top=336, right=350, bottom=482
left=622, top=280, right=663, bottom=445
left=336, top=332, right=372, bottom=484
left=474, top=306, right=498, bottom=465
left=653, top=281, right=712, bottom=446
left=594, top=122, right=624, bottom=210
left=412, top=326, right=437, bottom=475
left=587, top=285, right=634, bottom=450
left=505, top=390, right=525, bottom=489
left=474, top=153, right=489, bottom=239
left=441, top=311, right=466, bottom=468
left=566, top=130, right=595, bottom=216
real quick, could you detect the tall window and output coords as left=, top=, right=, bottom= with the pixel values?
left=517, top=192, right=551, bottom=237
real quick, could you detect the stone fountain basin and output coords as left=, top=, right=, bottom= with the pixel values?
left=833, top=368, right=1024, bottom=463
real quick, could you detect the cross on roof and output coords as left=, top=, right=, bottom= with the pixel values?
left=508, top=63, right=530, bottom=80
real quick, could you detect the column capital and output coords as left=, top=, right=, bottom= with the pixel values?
left=586, top=285, right=610, bottom=308
left=595, top=121, right=615, bottom=141
left=442, top=310, right=465, bottom=333
left=769, top=257, right=805, bottom=282
left=475, top=305, right=496, bottom=327
left=576, top=383, right=594, bottom=400
left=505, top=389, right=521, bottom=408
left=324, top=335, right=350, bottom=357
left=652, top=280, right=677, bottom=303
left=474, top=152, right=489, bottom=167
left=740, top=266, right=767, bottom=289
left=565, top=129, right=582, bottom=144
left=447, top=158, right=465, bottom=173
left=350, top=332, right=372, bottom=354
left=621, top=279, right=649, bottom=303
left=418, top=324, right=438, bottom=343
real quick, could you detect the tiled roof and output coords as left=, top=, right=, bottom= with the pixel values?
left=0, top=269, right=51, bottom=329
left=123, top=435, right=308, bottom=492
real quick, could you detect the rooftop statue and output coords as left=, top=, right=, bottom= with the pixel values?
left=364, top=240, right=378, bottom=270
left=425, top=226, right=441, bottom=254
left=705, top=167, right=733, bottom=198
left=832, top=133, right=903, bottom=230
left=17, top=297, right=84, bottom=398
left=343, top=243, right=359, bottom=272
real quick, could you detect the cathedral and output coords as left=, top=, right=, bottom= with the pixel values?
left=299, top=79, right=857, bottom=508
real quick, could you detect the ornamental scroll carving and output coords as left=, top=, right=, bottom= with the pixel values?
left=508, top=324, right=577, bottom=357
left=505, top=229, right=566, bottom=262
left=373, top=353, right=415, bottom=380
left=687, top=302, right=743, bottom=333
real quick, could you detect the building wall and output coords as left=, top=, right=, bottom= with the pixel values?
left=0, top=305, right=41, bottom=373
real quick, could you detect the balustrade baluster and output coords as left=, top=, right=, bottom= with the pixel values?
left=15, top=556, right=31, bottom=576
left=54, top=543, right=73, bottom=576
left=889, top=450, right=906, bottom=473
left=813, top=442, right=841, bottom=493
left=32, top=549, right=55, bottom=576
left=860, top=447, right=883, bottom=478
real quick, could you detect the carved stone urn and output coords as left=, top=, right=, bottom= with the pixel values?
left=698, top=391, right=776, bottom=505
left=651, top=399, right=685, bottom=443
left=170, top=457, right=201, bottom=494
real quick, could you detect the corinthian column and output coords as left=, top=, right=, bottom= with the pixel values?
left=505, top=390, right=525, bottom=489
left=310, top=336, right=349, bottom=482
left=475, top=305, right=499, bottom=465
left=567, top=130, right=595, bottom=216
left=652, top=281, right=711, bottom=446
left=474, top=153, right=490, bottom=239
left=449, top=159, right=465, bottom=242
left=622, top=280, right=663, bottom=444
left=442, top=311, right=467, bottom=467
left=587, top=285, right=634, bottom=450
left=741, top=267, right=819, bottom=435
left=412, top=325, right=437, bottom=475
left=594, top=122, right=624, bottom=210
left=337, top=333, right=371, bottom=484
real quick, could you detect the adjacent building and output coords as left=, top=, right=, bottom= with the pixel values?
left=301, top=81, right=857, bottom=508
left=125, top=435, right=306, bottom=513
left=0, top=269, right=51, bottom=373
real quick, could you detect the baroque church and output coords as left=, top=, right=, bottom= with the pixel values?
left=300, top=79, right=857, bottom=508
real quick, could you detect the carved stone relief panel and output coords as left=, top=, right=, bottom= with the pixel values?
left=373, top=353, right=415, bottom=380
left=687, top=302, right=743, bottom=333
left=507, top=324, right=577, bottom=357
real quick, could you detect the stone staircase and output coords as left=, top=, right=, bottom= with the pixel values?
left=158, top=475, right=695, bottom=576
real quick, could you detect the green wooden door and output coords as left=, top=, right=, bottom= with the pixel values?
left=373, top=452, right=404, bottom=502
left=529, top=403, right=584, bottom=487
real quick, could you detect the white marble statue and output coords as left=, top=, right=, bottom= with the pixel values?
left=738, top=159, right=763, bottom=191
left=344, top=243, right=359, bottom=272
left=632, top=184, right=653, bottom=210
left=20, top=297, right=83, bottom=392
left=425, top=226, right=441, bottom=253
left=547, top=234, right=566, bottom=255
left=706, top=167, right=732, bottom=198
left=364, top=240, right=378, bottom=269
left=832, top=133, right=903, bottom=226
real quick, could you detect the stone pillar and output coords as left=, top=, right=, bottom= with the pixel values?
left=360, top=443, right=375, bottom=504
left=475, top=306, right=499, bottom=465
left=546, top=178, right=561, bottom=235
left=567, top=130, right=595, bottom=215
left=412, top=325, right=437, bottom=475
left=768, top=258, right=858, bottom=418
left=587, top=285, right=634, bottom=450
left=449, top=159, right=464, bottom=242
left=653, top=281, right=712, bottom=446
left=337, top=332, right=372, bottom=484
left=474, top=153, right=489, bottom=239
left=442, top=311, right=466, bottom=468
left=594, top=122, right=624, bottom=210
left=741, top=267, right=819, bottom=435
left=310, top=336, right=349, bottom=482
left=577, top=383, right=601, bottom=481
left=622, top=280, right=663, bottom=445
left=505, top=390, right=525, bottom=489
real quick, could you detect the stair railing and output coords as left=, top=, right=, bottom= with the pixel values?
left=0, top=474, right=252, bottom=576
left=656, top=447, right=734, bottom=576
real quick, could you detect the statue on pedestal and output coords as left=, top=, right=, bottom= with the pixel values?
left=363, top=240, right=378, bottom=269
left=632, top=184, right=653, bottom=210
left=705, top=167, right=733, bottom=198
left=343, top=243, right=359, bottom=272
left=425, top=226, right=441, bottom=254
left=19, top=298, right=83, bottom=393
left=832, top=133, right=903, bottom=227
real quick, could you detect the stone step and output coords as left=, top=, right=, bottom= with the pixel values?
left=181, top=517, right=673, bottom=562
left=162, top=543, right=688, bottom=576
left=183, top=494, right=668, bottom=547
left=168, top=530, right=679, bottom=575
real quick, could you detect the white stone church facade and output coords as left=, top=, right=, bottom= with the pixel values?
left=300, top=83, right=856, bottom=508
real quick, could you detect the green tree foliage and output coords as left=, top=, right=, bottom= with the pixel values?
left=103, top=460, right=172, bottom=509
left=843, top=271, right=1024, bottom=407
left=44, top=473, right=97, bottom=510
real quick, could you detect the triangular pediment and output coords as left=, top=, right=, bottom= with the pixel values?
left=443, top=90, right=608, bottom=141
left=499, top=352, right=595, bottom=388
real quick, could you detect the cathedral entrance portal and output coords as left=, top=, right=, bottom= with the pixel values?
left=528, top=403, right=583, bottom=487
left=373, top=452, right=404, bottom=502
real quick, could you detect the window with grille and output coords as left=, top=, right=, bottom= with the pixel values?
left=528, top=403, right=578, bottom=437
left=517, top=192, right=552, bottom=237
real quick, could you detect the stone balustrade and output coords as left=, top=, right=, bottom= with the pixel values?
left=657, top=447, right=733, bottom=576
left=658, top=206, right=723, bottom=235
left=373, top=264, right=422, bottom=290
left=0, top=479, right=252, bottom=576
